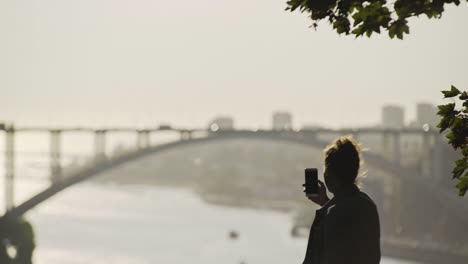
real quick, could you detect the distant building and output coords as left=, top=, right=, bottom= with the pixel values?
left=416, top=103, right=438, bottom=128
left=208, top=116, right=234, bottom=131
left=381, top=105, right=404, bottom=129
left=272, top=112, right=293, bottom=130
left=408, top=103, right=438, bottom=129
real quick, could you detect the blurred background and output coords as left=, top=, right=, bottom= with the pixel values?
left=1, top=0, right=468, bottom=263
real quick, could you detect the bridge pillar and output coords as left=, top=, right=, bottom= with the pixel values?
left=382, top=131, right=392, bottom=161
left=4, top=124, right=15, bottom=211
left=50, top=130, right=62, bottom=183
left=382, top=131, right=401, bottom=165
left=392, top=178, right=403, bottom=234
left=137, top=130, right=150, bottom=149
left=432, top=134, right=445, bottom=183
left=420, top=132, right=433, bottom=179
left=392, top=132, right=401, bottom=166
left=94, top=130, right=107, bottom=160
left=383, top=130, right=403, bottom=233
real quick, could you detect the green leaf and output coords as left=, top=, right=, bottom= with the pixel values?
left=437, top=103, right=456, bottom=116
left=388, top=19, right=408, bottom=40
left=436, top=117, right=451, bottom=133
left=452, top=159, right=467, bottom=179
left=402, top=24, right=410, bottom=34
left=459, top=91, right=468, bottom=100
left=333, top=16, right=351, bottom=34
left=389, top=27, right=396, bottom=38
left=442, top=85, right=461, bottom=98
left=456, top=159, right=468, bottom=169
left=449, top=116, right=462, bottom=130
left=456, top=174, right=468, bottom=196
left=446, top=131, right=456, bottom=142
left=396, top=31, right=404, bottom=40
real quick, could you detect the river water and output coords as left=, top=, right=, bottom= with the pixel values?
left=15, top=181, right=419, bottom=264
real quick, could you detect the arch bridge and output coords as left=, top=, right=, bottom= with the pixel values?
left=1, top=124, right=465, bottom=227
left=2, top=123, right=467, bottom=262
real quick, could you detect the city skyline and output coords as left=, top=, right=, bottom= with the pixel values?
left=2, top=101, right=439, bottom=131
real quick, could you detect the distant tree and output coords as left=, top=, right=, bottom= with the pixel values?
left=437, top=86, right=468, bottom=196
left=286, top=0, right=467, bottom=39
left=0, top=217, right=35, bottom=264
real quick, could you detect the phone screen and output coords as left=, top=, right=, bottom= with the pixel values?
left=304, top=168, right=319, bottom=196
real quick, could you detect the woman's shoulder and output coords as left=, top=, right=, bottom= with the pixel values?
left=356, top=191, right=379, bottom=211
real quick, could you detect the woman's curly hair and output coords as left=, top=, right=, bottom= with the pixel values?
left=324, top=136, right=364, bottom=185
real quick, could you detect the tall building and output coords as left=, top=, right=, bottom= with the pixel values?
left=208, top=116, right=234, bottom=131
left=272, top=112, right=293, bottom=130
left=416, top=103, right=438, bottom=128
left=381, top=105, right=405, bottom=129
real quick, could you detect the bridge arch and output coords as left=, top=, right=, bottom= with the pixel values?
left=4, top=131, right=445, bottom=219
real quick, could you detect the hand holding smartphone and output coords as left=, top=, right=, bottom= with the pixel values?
left=303, top=168, right=330, bottom=206
left=303, top=168, right=319, bottom=197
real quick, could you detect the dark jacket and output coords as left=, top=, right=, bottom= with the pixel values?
left=303, top=185, right=381, bottom=264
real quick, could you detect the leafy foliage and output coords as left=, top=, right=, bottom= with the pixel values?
left=437, top=86, right=468, bottom=196
left=286, top=0, right=467, bottom=39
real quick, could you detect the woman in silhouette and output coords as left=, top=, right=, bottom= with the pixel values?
left=303, top=136, right=380, bottom=264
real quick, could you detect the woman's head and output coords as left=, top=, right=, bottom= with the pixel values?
left=323, top=136, right=362, bottom=193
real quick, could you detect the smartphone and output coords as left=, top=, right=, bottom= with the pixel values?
left=304, top=168, right=319, bottom=197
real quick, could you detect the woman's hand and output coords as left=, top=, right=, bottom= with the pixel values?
left=305, top=180, right=330, bottom=206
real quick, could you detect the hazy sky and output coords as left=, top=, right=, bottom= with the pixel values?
left=1, top=0, right=467, bottom=129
